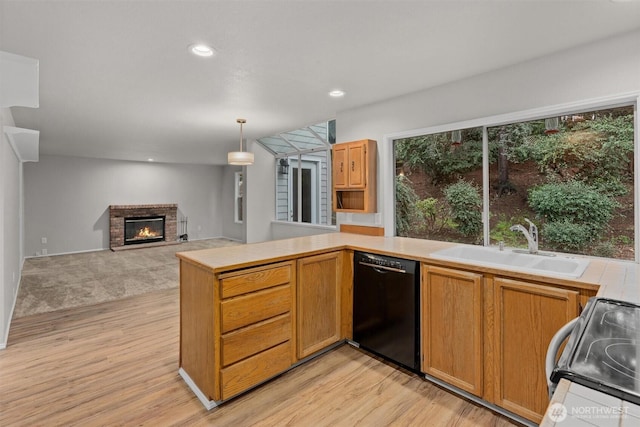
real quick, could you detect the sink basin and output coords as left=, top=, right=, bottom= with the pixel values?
left=430, top=245, right=590, bottom=279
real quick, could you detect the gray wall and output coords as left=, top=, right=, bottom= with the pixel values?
left=335, top=29, right=640, bottom=234
left=23, top=155, right=224, bottom=256
left=1, top=108, right=22, bottom=348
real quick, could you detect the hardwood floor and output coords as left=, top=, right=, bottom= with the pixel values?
left=1, top=288, right=519, bottom=426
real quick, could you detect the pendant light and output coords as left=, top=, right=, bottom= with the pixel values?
left=228, top=118, right=254, bottom=165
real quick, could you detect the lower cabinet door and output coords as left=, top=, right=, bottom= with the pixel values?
left=220, top=341, right=292, bottom=400
left=493, top=277, right=578, bottom=423
left=297, top=252, right=341, bottom=359
left=421, top=265, right=483, bottom=397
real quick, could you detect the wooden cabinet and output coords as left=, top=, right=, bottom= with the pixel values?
left=297, top=252, right=342, bottom=359
left=491, top=277, right=579, bottom=424
left=421, top=265, right=484, bottom=396
left=218, top=262, right=296, bottom=400
left=419, top=265, right=596, bottom=423
left=332, top=139, right=377, bottom=213
left=178, top=239, right=600, bottom=419
left=179, top=260, right=295, bottom=403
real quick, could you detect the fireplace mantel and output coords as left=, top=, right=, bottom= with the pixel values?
left=109, top=204, right=178, bottom=250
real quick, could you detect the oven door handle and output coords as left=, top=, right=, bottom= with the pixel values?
left=545, top=317, right=578, bottom=398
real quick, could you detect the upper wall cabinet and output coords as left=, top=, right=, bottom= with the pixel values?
left=0, top=51, right=39, bottom=108
left=332, top=139, right=377, bottom=213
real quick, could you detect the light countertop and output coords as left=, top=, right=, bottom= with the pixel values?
left=176, top=233, right=624, bottom=292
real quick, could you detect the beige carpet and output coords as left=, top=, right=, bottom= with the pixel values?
left=13, top=238, right=241, bottom=318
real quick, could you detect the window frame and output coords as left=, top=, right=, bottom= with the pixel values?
left=234, top=171, right=243, bottom=224
left=288, top=156, right=320, bottom=223
left=384, top=93, right=639, bottom=262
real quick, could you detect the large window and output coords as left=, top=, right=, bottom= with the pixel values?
left=394, top=104, right=636, bottom=261
left=258, top=120, right=335, bottom=226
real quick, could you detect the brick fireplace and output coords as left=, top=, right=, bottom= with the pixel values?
left=109, top=204, right=178, bottom=250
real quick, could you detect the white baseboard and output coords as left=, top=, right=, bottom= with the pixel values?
left=1, top=258, right=23, bottom=350
left=178, top=368, right=218, bottom=410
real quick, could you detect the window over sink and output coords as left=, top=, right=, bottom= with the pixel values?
left=394, top=102, right=637, bottom=261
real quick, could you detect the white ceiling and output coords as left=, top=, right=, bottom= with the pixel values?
left=2, top=0, right=640, bottom=165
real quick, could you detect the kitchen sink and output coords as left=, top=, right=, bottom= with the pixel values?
left=430, top=245, right=590, bottom=278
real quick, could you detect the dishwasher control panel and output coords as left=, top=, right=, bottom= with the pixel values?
left=355, top=252, right=417, bottom=274
left=360, top=253, right=404, bottom=270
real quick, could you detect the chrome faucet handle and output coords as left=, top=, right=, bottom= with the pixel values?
left=524, top=218, right=538, bottom=241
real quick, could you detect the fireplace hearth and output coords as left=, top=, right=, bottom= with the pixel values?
left=109, top=204, right=178, bottom=250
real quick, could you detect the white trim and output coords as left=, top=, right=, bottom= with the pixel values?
left=383, top=92, right=640, bottom=256
left=234, top=171, right=243, bottom=224
left=634, top=97, right=639, bottom=263
left=482, top=127, right=490, bottom=246
left=178, top=368, right=218, bottom=410
left=289, top=157, right=320, bottom=224
left=0, top=262, right=23, bottom=350
left=382, top=136, right=395, bottom=237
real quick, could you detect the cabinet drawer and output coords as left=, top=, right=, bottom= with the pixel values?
left=220, top=341, right=292, bottom=400
left=221, top=284, right=291, bottom=333
left=221, top=263, right=292, bottom=299
left=221, top=313, right=291, bottom=367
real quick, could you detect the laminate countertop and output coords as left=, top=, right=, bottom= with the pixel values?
left=176, top=232, right=640, bottom=426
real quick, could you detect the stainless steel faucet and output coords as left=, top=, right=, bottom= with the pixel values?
left=510, top=218, right=538, bottom=254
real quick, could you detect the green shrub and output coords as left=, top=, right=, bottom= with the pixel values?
left=592, top=241, right=617, bottom=258
left=528, top=180, right=617, bottom=233
left=490, top=216, right=528, bottom=247
left=395, top=175, right=419, bottom=236
left=444, top=180, right=482, bottom=237
left=415, top=197, right=449, bottom=233
left=589, top=176, right=628, bottom=197
left=542, top=221, right=593, bottom=252
left=395, top=131, right=483, bottom=184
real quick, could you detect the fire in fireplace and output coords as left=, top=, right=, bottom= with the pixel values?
left=124, top=216, right=165, bottom=245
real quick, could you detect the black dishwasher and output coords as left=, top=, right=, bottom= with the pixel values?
left=352, top=251, right=420, bottom=371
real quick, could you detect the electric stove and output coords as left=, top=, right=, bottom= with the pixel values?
left=551, top=298, right=640, bottom=404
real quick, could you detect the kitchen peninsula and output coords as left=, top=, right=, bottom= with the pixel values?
left=176, top=232, right=639, bottom=426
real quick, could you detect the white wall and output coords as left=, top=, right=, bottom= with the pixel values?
left=23, top=155, right=225, bottom=256
left=245, top=141, right=275, bottom=243
left=271, top=222, right=337, bottom=240
left=1, top=108, right=22, bottom=348
left=336, top=29, right=640, bottom=234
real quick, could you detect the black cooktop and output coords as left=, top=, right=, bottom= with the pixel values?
left=551, top=298, right=640, bottom=404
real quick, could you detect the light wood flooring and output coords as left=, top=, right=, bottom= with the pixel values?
left=1, top=288, right=520, bottom=426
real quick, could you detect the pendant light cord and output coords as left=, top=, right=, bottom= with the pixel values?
left=237, top=118, right=246, bottom=152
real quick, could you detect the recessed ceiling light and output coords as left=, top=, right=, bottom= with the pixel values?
left=329, top=90, right=345, bottom=98
left=189, top=44, right=215, bottom=57
left=147, top=158, right=154, bottom=162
